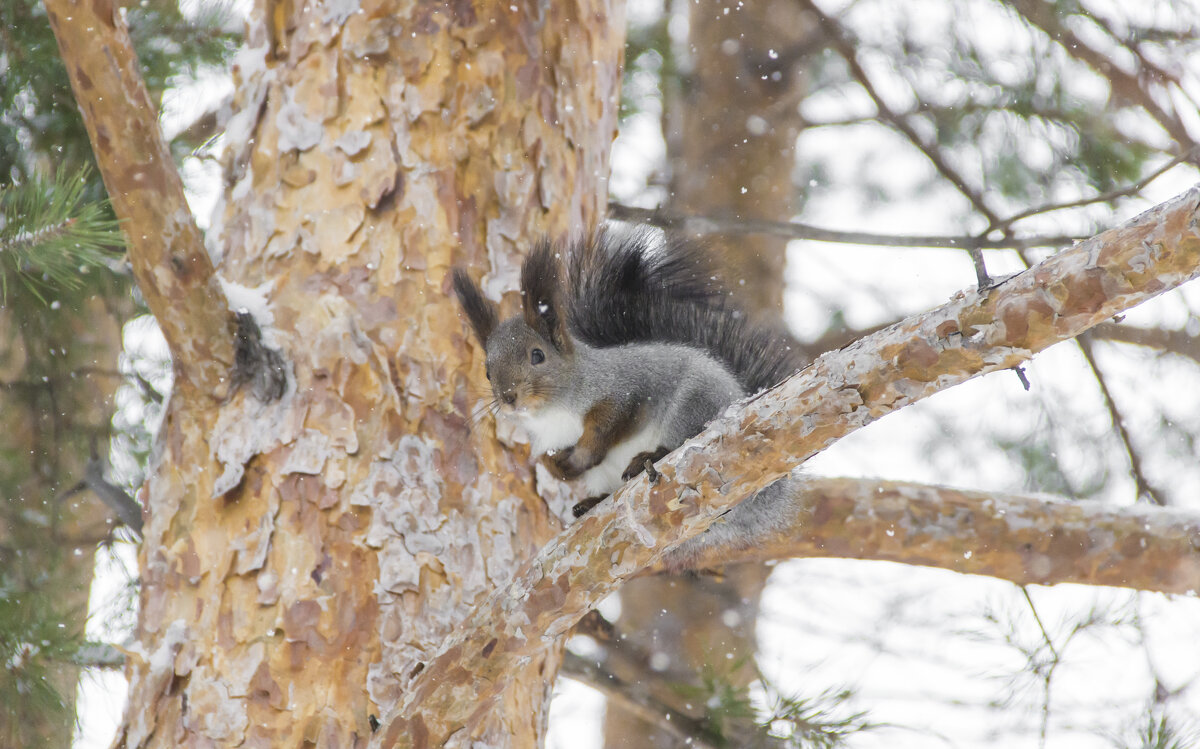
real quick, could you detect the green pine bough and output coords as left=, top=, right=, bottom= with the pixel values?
left=0, top=167, right=123, bottom=302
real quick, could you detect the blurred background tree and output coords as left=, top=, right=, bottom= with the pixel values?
left=0, top=1, right=237, bottom=744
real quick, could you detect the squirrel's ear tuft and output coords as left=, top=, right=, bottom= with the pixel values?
left=450, top=268, right=498, bottom=347
left=521, top=241, right=573, bottom=354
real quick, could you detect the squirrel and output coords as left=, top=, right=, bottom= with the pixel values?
left=451, top=227, right=807, bottom=571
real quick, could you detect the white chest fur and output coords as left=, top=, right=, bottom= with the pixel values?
left=517, top=406, right=585, bottom=456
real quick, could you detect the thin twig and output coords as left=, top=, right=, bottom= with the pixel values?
left=798, top=0, right=1000, bottom=225
left=1007, top=0, right=1197, bottom=153
left=991, top=147, right=1199, bottom=233
left=72, top=642, right=127, bottom=669
left=1089, top=321, right=1200, bottom=366
left=797, top=0, right=1001, bottom=285
left=560, top=652, right=720, bottom=749
left=1020, top=587, right=1059, bottom=661
left=1086, top=12, right=1195, bottom=111
left=83, top=457, right=144, bottom=535
left=608, top=203, right=1079, bottom=251
left=1020, top=587, right=1058, bottom=749
left=1076, top=334, right=1166, bottom=506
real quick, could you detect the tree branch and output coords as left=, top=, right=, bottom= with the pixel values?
left=44, top=0, right=235, bottom=393
left=658, top=476, right=1200, bottom=594
left=991, top=147, right=1200, bottom=234
left=375, top=185, right=1200, bottom=747
left=82, top=457, right=143, bottom=535
left=72, top=642, right=126, bottom=669
left=569, top=611, right=720, bottom=738
left=1090, top=322, right=1200, bottom=365
left=798, top=0, right=1000, bottom=225
left=796, top=0, right=1001, bottom=286
left=608, top=203, right=1079, bottom=252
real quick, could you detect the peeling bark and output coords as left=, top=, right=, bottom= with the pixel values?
left=664, top=476, right=1200, bottom=594
left=43, top=0, right=236, bottom=393
left=378, top=185, right=1200, bottom=747
left=105, top=1, right=625, bottom=747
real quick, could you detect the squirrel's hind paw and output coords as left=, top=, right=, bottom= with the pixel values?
left=620, top=447, right=670, bottom=482
left=571, top=496, right=606, bottom=518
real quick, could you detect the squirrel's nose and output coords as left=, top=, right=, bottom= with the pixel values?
left=501, top=392, right=516, bottom=406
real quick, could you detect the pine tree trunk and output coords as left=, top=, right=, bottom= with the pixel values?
left=106, top=2, right=625, bottom=746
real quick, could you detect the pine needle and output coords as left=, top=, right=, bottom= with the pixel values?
left=0, top=166, right=123, bottom=303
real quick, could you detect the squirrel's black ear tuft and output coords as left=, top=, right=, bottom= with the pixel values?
left=521, top=241, right=573, bottom=354
left=450, top=268, right=498, bottom=347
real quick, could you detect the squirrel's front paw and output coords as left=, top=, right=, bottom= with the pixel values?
left=546, top=448, right=586, bottom=480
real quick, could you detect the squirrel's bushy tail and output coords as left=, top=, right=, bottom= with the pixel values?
left=563, top=226, right=807, bottom=394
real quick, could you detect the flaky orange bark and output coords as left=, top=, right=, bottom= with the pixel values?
left=376, top=185, right=1200, bottom=747
left=97, top=1, right=625, bottom=747
left=666, top=476, right=1200, bottom=593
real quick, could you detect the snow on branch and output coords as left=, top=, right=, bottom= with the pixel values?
left=374, top=185, right=1200, bottom=747
left=44, top=0, right=235, bottom=392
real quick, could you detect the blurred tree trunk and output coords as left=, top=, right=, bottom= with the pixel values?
left=47, top=0, right=624, bottom=746
left=605, top=2, right=812, bottom=745
left=666, top=0, right=812, bottom=317
left=0, top=292, right=128, bottom=748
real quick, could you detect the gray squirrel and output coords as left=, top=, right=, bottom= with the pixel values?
left=451, top=227, right=806, bottom=570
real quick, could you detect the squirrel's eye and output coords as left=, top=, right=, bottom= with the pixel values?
left=530, top=348, right=545, bottom=365
left=485, top=368, right=491, bottom=381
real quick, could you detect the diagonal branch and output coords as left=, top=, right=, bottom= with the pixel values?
left=990, top=147, right=1200, bottom=234
left=1076, top=335, right=1166, bottom=506
left=797, top=0, right=1000, bottom=225
left=560, top=652, right=720, bottom=749
left=811, top=318, right=1197, bottom=368
left=43, top=0, right=235, bottom=393
left=83, top=455, right=144, bottom=534
left=660, top=476, right=1200, bottom=594
left=373, top=185, right=1200, bottom=748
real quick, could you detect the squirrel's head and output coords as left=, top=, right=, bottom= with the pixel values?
left=451, top=241, right=576, bottom=413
